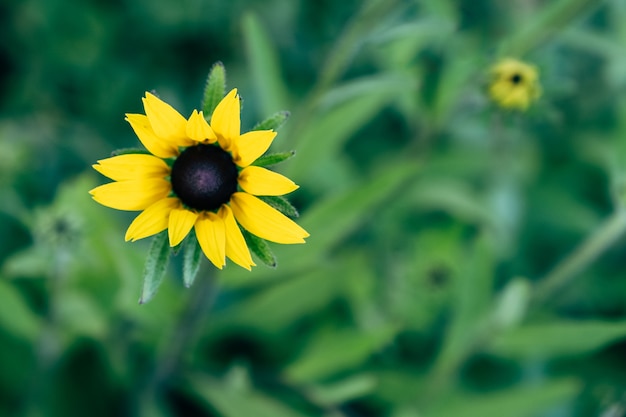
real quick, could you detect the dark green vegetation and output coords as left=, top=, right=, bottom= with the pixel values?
left=1, top=0, right=626, bottom=416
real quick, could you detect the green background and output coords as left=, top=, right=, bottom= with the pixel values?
left=2, top=0, right=626, bottom=416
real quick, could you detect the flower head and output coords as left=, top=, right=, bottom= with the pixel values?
left=90, top=89, right=309, bottom=270
left=488, top=58, right=541, bottom=111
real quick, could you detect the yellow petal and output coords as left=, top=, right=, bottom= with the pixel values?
left=219, top=205, right=255, bottom=270
left=93, top=154, right=170, bottom=181
left=89, top=179, right=171, bottom=211
left=230, top=192, right=309, bottom=244
left=125, top=197, right=179, bottom=242
left=238, top=166, right=299, bottom=196
left=168, top=207, right=199, bottom=247
left=195, top=212, right=226, bottom=269
left=211, top=88, right=240, bottom=150
left=187, top=110, right=217, bottom=143
left=125, top=114, right=179, bottom=158
left=232, top=130, right=276, bottom=167
left=142, top=92, right=191, bottom=147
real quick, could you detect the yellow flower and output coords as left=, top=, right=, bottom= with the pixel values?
left=89, top=89, right=309, bottom=270
left=488, top=58, right=541, bottom=111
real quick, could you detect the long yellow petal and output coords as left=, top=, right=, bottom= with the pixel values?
left=93, top=154, right=170, bottom=182
left=195, top=212, right=226, bottom=269
left=211, top=88, right=240, bottom=150
left=168, top=207, right=199, bottom=247
left=232, top=130, right=276, bottom=167
left=238, top=166, right=299, bottom=196
left=142, top=92, right=192, bottom=147
left=125, top=114, right=179, bottom=158
left=230, top=192, right=309, bottom=244
left=125, top=197, right=179, bottom=242
left=219, top=205, right=255, bottom=270
left=89, top=179, right=171, bottom=211
left=187, top=110, right=217, bottom=143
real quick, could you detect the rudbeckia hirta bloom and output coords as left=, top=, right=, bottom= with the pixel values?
left=90, top=89, right=309, bottom=270
left=488, top=58, right=541, bottom=111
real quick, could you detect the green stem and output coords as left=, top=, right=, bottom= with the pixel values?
left=135, top=261, right=219, bottom=416
left=533, top=209, right=626, bottom=304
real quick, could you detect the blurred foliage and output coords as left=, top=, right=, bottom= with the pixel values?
left=2, top=0, right=626, bottom=416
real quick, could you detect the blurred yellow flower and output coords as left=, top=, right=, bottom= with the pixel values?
left=90, top=89, right=309, bottom=270
left=488, top=58, right=541, bottom=111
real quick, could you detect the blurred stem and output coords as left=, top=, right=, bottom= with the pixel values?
left=316, top=0, right=397, bottom=92
left=500, top=0, right=604, bottom=57
left=533, top=209, right=626, bottom=305
left=289, top=0, right=398, bottom=148
left=21, top=248, right=68, bottom=417
left=135, top=260, right=219, bottom=416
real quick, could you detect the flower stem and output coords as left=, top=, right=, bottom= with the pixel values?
left=134, top=260, right=219, bottom=416
left=533, top=209, right=626, bottom=305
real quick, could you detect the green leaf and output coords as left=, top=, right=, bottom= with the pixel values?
left=252, top=111, right=290, bottom=131
left=0, top=279, right=41, bottom=341
left=202, top=61, right=226, bottom=117
left=110, top=147, right=151, bottom=157
left=242, top=229, right=276, bottom=268
left=187, top=374, right=309, bottom=417
left=286, top=86, right=399, bottom=179
left=252, top=151, right=296, bottom=167
left=139, top=231, right=170, bottom=304
left=489, top=320, right=626, bottom=358
left=429, top=379, right=580, bottom=417
left=182, top=230, right=203, bottom=288
left=258, top=195, right=299, bottom=218
left=242, top=12, right=289, bottom=114
left=284, top=326, right=398, bottom=383
left=213, top=266, right=344, bottom=331
left=306, top=374, right=377, bottom=406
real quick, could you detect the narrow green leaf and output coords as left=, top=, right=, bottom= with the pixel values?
left=489, top=320, right=626, bottom=358
left=187, top=374, right=309, bottom=417
left=0, top=279, right=41, bottom=341
left=242, top=12, right=289, bottom=114
left=258, top=195, right=299, bottom=218
left=202, top=61, right=226, bottom=117
left=285, top=326, right=398, bottom=383
left=242, top=229, right=276, bottom=268
left=252, top=151, right=295, bottom=167
left=286, top=89, right=397, bottom=179
left=252, top=111, right=290, bottom=131
left=139, top=231, right=170, bottom=304
left=429, top=379, right=580, bottom=417
left=182, top=230, right=203, bottom=288
left=110, top=147, right=151, bottom=157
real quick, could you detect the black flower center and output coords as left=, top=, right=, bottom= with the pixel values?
left=170, top=144, right=238, bottom=211
left=510, top=73, right=523, bottom=85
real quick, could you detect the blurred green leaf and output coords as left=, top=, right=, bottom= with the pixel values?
left=287, top=82, right=403, bottom=179
left=305, top=374, right=378, bottom=406
left=139, top=231, right=170, bottom=304
left=489, top=320, right=626, bottom=358
left=202, top=61, right=227, bottom=117
left=0, top=279, right=41, bottom=341
left=242, top=12, right=289, bottom=115
left=428, top=379, right=580, bottom=417
left=188, top=374, right=310, bottom=417
left=214, top=266, right=343, bottom=331
left=285, top=326, right=397, bottom=383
